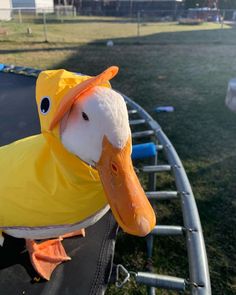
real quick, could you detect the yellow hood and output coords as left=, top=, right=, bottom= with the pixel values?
left=36, top=67, right=117, bottom=137
left=0, top=67, right=118, bottom=229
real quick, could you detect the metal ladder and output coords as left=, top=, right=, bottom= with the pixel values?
left=121, top=94, right=211, bottom=295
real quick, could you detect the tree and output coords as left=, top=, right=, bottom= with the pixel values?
left=219, top=0, right=236, bottom=9
left=185, top=0, right=208, bottom=9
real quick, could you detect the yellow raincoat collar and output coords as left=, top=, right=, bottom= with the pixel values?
left=0, top=132, right=107, bottom=228
left=43, top=131, right=98, bottom=181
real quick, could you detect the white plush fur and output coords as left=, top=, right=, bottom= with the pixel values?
left=226, top=78, right=236, bottom=112
left=61, top=86, right=131, bottom=165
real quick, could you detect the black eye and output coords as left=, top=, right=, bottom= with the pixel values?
left=40, top=97, right=51, bottom=114
left=82, top=112, right=89, bottom=121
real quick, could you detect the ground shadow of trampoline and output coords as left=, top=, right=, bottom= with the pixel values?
left=49, top=29, right=236, bottom=295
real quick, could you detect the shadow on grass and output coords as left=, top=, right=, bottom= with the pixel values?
left=188, top=155, right=236, bottom=294
left=30, top=28, right=236, bottom=295
left=51, top=28, right=236, bottom=295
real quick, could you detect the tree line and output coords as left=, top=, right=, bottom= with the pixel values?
left=185, top=0, right=236, bottom=9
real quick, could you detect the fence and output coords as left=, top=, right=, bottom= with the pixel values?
left=0, top=7, right=236, bottom=44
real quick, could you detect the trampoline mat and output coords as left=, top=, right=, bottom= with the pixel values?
left=0, top=72, right=118, bottom=295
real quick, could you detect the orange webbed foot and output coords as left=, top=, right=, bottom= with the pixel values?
left=26, top=239, right=71, bottom=280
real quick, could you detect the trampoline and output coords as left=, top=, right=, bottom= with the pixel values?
left=0, top=65, right=211, bottom=295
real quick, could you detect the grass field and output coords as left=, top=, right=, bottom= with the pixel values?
left=1, top=19, right=236, bottom=294
left=0, top=15, right=235, bottom=44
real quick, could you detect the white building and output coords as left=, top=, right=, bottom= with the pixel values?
left=0, top=0, right=12, bottom=21
left=12, top=0, right=54, bottom=13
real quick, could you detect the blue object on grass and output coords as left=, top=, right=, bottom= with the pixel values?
left=132, top=142, right=157, bottom=160
left=156, top=106, right=174, bottom=113
left=0, top=64, right=5, bottom=71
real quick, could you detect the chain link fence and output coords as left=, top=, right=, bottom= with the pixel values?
left=0, top=7, right=236, bottom=44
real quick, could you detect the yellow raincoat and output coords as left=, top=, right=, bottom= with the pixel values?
left=0, top=69, right=111, bottom=230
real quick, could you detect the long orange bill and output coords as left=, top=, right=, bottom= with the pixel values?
left=96, top=136, right=156, bottom=237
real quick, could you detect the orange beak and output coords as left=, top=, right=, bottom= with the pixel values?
left=96, top=136, right=156, bottom=237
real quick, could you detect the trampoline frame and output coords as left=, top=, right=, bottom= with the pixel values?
left=125, top=95, right=211, bottom=295
left=0, top=64, right=211, bottom=295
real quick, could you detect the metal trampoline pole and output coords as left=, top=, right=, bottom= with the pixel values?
left=124, top=94, right=211, bottom=295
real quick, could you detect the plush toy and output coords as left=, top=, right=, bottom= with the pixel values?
left=0, top=66, right=156, bottom=280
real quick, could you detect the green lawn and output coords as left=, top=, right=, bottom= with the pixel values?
left=1, top=18, right=236, bottom=295
left=0, top=15, right=234, bottom=44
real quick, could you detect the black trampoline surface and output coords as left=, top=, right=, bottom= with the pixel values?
left=0, top=71, right=118, bottom=295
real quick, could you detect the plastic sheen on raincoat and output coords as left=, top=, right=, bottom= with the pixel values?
left=0, top=69, right=113, bottom=230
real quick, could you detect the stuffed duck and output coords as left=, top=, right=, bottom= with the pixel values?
left=0, top=66, right=156, bottom=280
